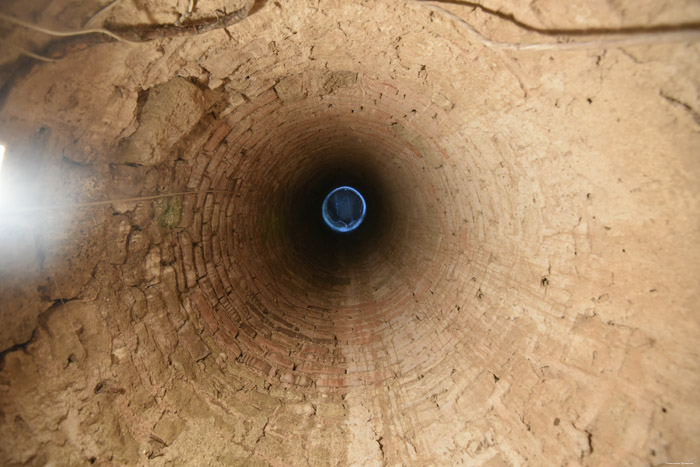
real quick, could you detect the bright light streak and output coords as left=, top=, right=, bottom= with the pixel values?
left=0, top=143, right=8, bottom=209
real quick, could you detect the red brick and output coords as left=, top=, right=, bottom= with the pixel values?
left=238, top=354, right=272, bottom=375
left=178, top=232, right=197, bottom=288
left=190, top=291, right=218, bottom=333
left=315, top=375, right=346, bottom=388
left=301, top=342, right=330, bottom=355
left=266, top=352, right=294, bottom=369
left=202, top=194, right=215, bottom=224
left=240, top=322, right=257, bottom=338
left=203, top=121, right=232, bottom=152
left=236, top=332, right=263, bottom=354
left=254, top=333, right=289, bottom=355
left=194, top=246, right=207, bottom=279
left=216, top=265, right=232, bottom=293
left=186, top=156, right=207, bottom=189
left=198, top=277, right=217, bottom=304
left=206, top=263, right=225, bottom=299
left=279, top=372, right=312, bottom=387
left=178, top=322, right=210, bottom=361
left=218, top=306, right=240, bottom=335
left=214, top=330, right=241, bottom=358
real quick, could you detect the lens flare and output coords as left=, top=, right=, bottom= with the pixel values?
left=0, top=143, right=6, bottom=207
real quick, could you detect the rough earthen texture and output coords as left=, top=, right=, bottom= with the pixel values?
left=1, top=0, right=699, bottom=465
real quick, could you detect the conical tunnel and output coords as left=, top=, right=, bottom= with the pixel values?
left=0, top=0, right=699, bottom=465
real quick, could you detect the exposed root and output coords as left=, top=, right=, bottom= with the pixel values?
left=416, top=1, right=700, bottom=51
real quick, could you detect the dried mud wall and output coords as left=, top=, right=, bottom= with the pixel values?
left=0, top=0, right=699, bottom=465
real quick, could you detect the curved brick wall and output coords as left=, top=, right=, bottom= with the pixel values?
left=0, top=0, right=699, bottom=465
left=179, top=76, right=476, bottom=389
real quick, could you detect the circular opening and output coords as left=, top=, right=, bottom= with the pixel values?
left=321, top=185, right=367, bottom=233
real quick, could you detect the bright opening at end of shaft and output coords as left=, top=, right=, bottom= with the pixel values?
left=322, top=186, right=367, bottom=233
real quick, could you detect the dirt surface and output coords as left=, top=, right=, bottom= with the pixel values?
left=0, top=0, right=699, bottom=465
